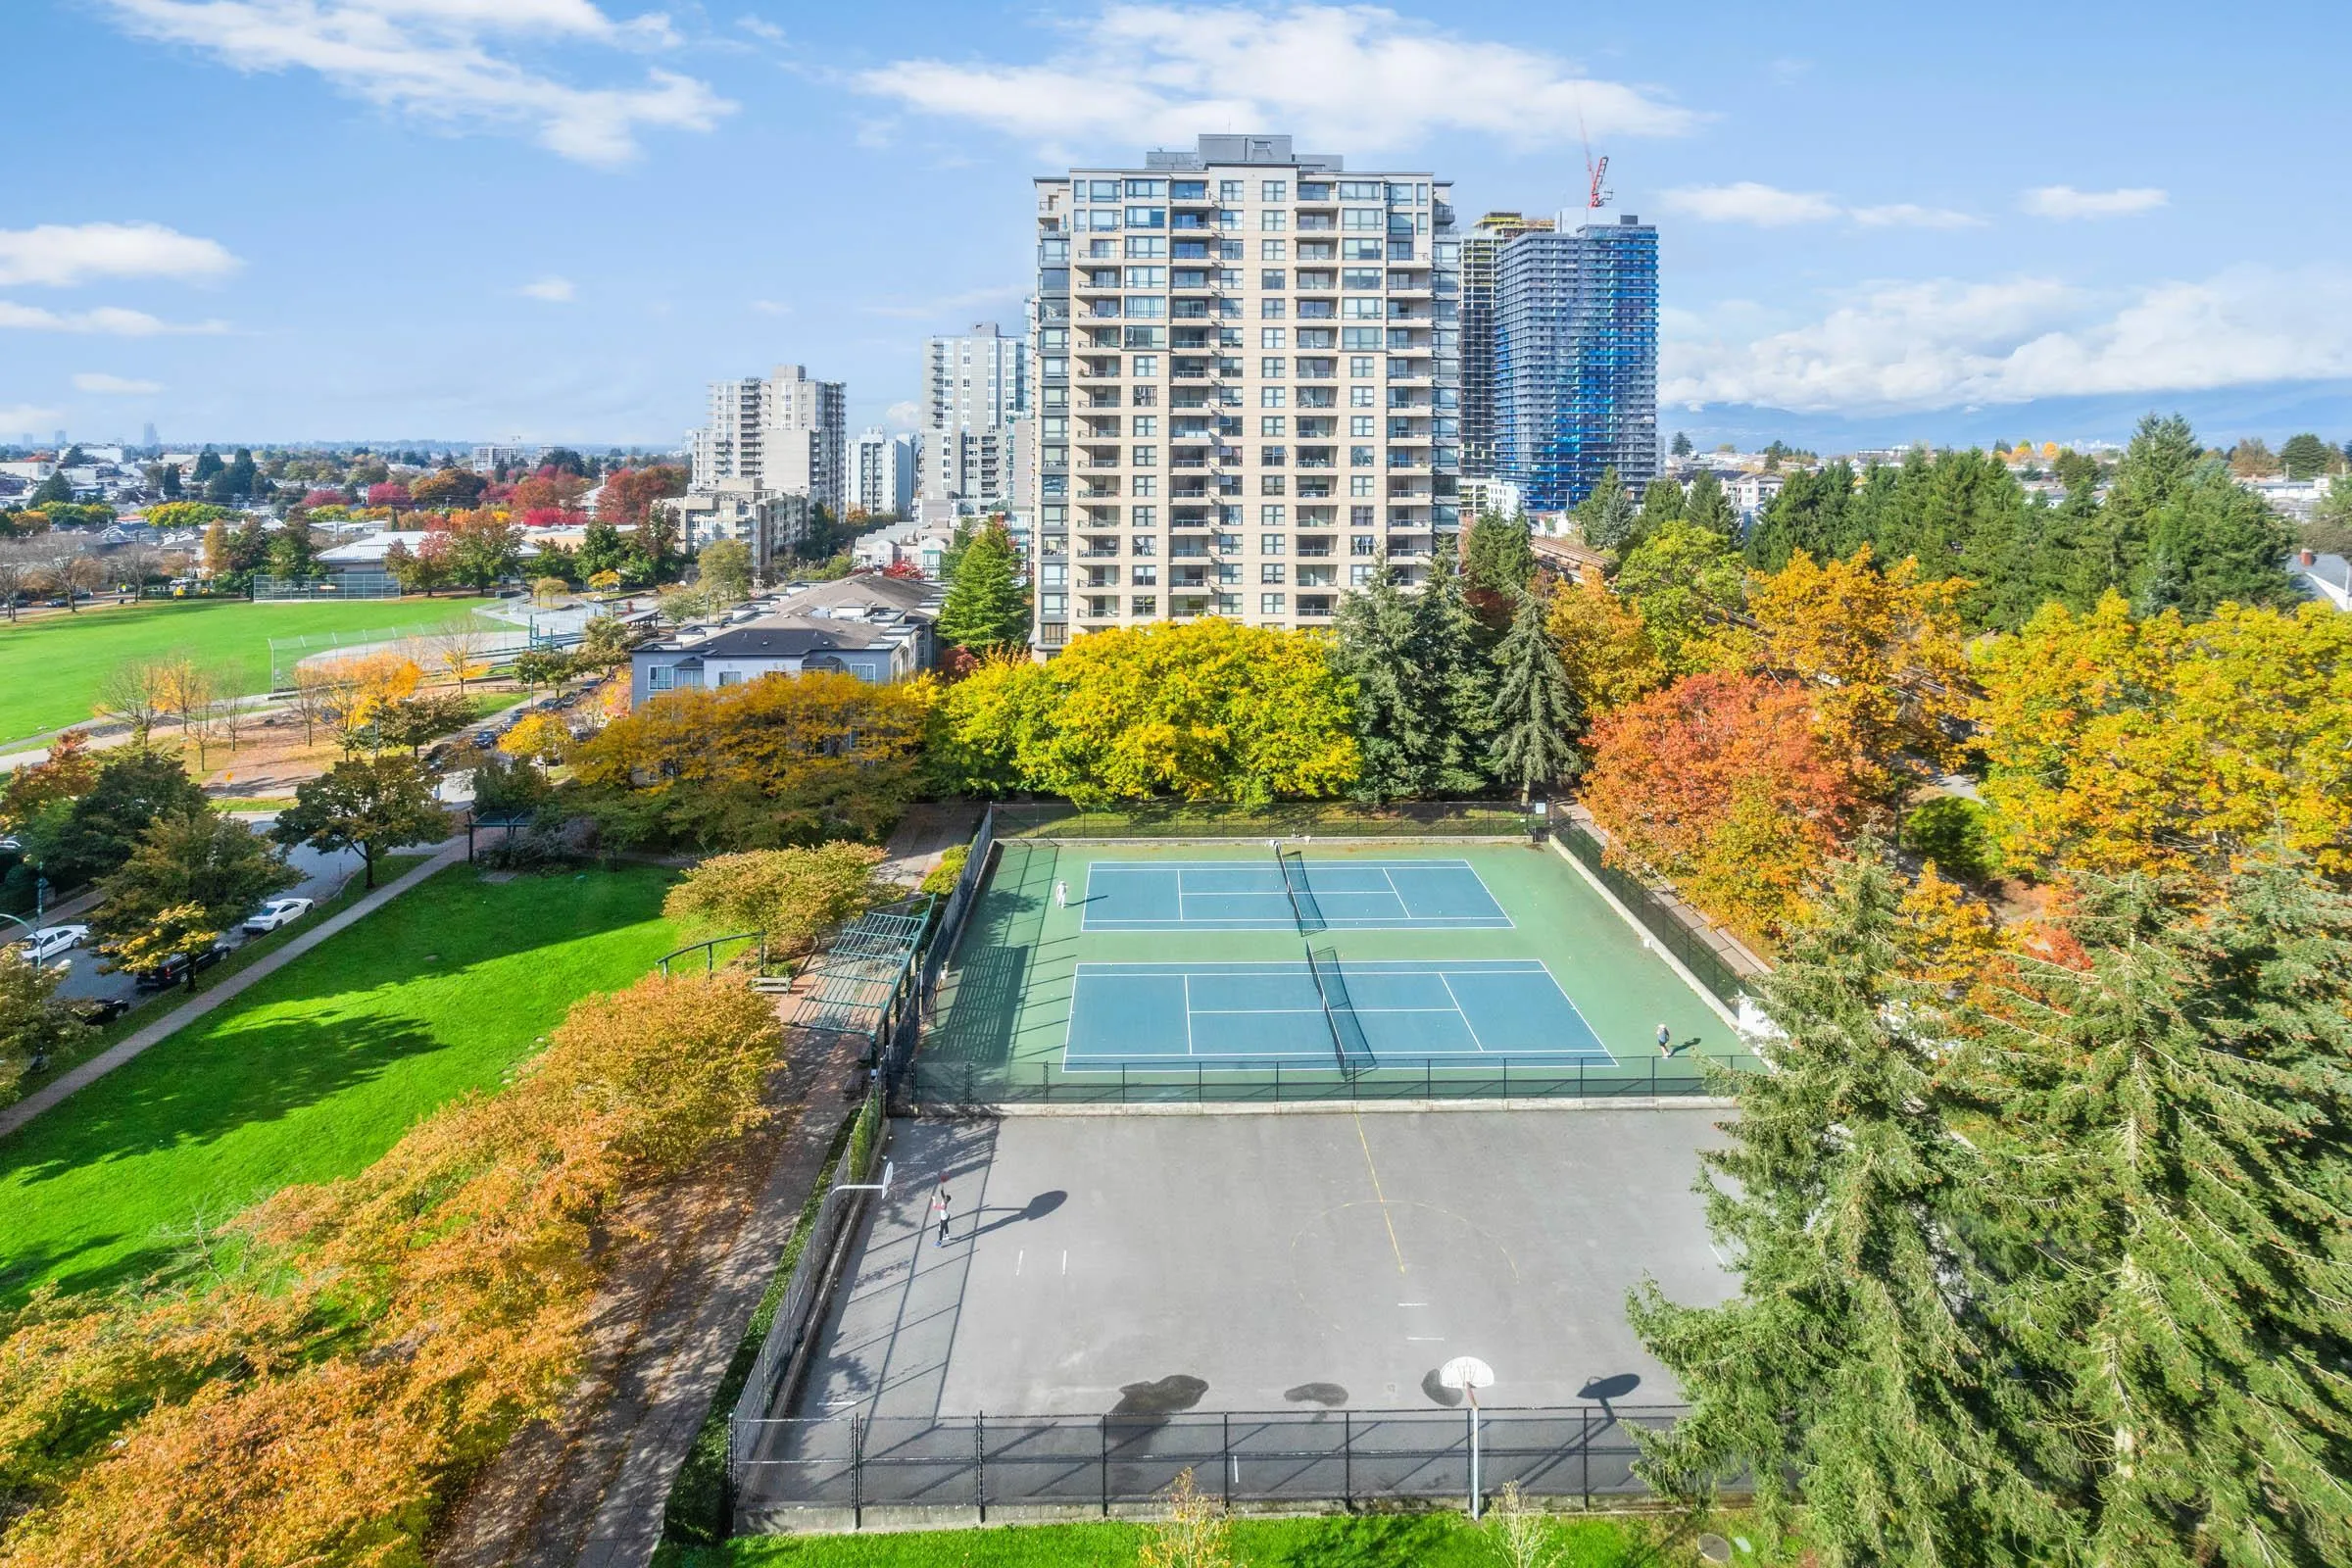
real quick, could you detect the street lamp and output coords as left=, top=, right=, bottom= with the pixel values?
left=1439, top=1356, right=1495, bottom=1520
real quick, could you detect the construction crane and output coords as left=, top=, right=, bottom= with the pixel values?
left=1579, top=109, right=1612, bottom=211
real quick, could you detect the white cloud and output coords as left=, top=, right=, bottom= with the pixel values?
left=751, top=298, right=792, bottom=315
left=95, top=0, right=734, bottom=168
left=1663, top=265, right=2352, bottom=414
left=2020, top=185, right=2169, bottom=220
left=1664, top=183, right=1979, bottom=229
left=856, top=4, right=1698, bottom=154
left=520, top=275, right=576, bottom=302
left=0, top=222, right=240, bottom=288
left=0, top=405, right=63, bottom=429
left=73, top=372, right=168, bottom=394
left=737, top=15, right=784, bottom=43
left=0, top=300, right=228, bottom=335
left=885, top=400, right=921, bottom=428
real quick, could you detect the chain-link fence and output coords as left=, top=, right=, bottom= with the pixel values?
left=906, top=1051, right=1753, bottom=1107
left=733, top=1404, right=1691, bottom=1530
left=990, top=800, right=1539, bottom=841
left=1552, top=819, right=1760, bottom=1012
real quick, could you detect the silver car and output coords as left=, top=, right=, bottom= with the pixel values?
left=12, top=924, right=90, bottom=964
left=241, top=897, right=316, bottom=934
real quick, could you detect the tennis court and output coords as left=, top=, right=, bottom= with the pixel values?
left=1066, top=959, right=1606, bottom=1068
left=920, top=839, right=1740, bottom=1102
left=1082, top=857, right=1512, bottom=932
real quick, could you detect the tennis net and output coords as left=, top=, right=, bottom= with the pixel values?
left=1277, top=847, right=1326, bottom=933
left=1305, top=944, right=1374, bottom=1075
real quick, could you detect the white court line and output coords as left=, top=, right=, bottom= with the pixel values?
left=1183, top=972, right=1196, bottom=1057
left=1437, top=972, right=1487, bottom=1054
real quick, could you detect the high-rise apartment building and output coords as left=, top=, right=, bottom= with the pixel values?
left=1490, top=216, right=1658, bottom=514
left=921, top=323, right=1028, bottom=504
left=852, top=427, right=918, bottom=516
left=687, top=364, right=847, bottom=513
left=1458, top=212, right=1553, bottom=480
left=1030, top=133, right=1458, bottom=651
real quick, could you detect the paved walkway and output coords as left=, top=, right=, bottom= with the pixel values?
left=0, top=838, right=468, bottom=1142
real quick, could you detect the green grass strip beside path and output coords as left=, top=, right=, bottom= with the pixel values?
left=0, top=861, right=681, bottom=1306
left=656, top=1512, right=1701, bottom=1567
left=0, top=596, right=496, bottom=745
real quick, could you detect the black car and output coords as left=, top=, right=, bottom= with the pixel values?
left=133, top=944, right=231, bottom=990
left=70, top=996, right=134, bottom=1025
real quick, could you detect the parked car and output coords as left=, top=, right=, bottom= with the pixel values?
left=11, top=925, right=89, bottom=964
left=70, top=996, right=134, bottom=1025
left=133, top=944, right=231, bottom=990
left=242, top=896, right=315, bottom=934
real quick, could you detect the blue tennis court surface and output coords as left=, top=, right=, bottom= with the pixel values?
left=1062, top=959, right=1611, bottom=1070
left=1081, top=858, right=1511, bottom=932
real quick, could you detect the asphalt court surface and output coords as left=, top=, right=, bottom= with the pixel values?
left=1064, top=959, right=1611, bottom=1068
left=793, top=1110, right=1734, bottom=1419
left=1082, top=858, right=1513, bottom=932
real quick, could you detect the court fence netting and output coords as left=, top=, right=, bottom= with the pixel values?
left=1549, top=813, right=1762, bottom=1014
left=732, top=1403, right=1719, bottom=1532
left=992, top=800, right=1541, bottom=840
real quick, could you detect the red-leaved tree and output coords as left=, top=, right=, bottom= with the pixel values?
left=366, top=482, right=413, bottom=511
left=596, top=466, right=687, bottom=529
left=1581, top=671, right=1863, bottom=953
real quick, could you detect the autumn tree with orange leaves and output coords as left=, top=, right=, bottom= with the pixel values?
left=1582, top=671, right=1864, bottom=952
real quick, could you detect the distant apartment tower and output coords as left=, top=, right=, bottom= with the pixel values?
left=1030, top=133, right=1459, bottom=650
left=852, top=427, right=918, bottom=516
left=688, top=365, right=847, bottom=513
left=1458, top=212, right=1553, bottom=481
left=921, top=323, right=1028, bottom=504
left=1490, top=216, right=1658, bottom=514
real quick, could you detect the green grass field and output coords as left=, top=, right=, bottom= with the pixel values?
left=656, top=1512, right=1707, bottom=1567
left=0, top=596, right=495, bottom=744
left=0, top=862, right=682, bottom=1305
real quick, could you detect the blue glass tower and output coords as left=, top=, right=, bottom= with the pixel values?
left=1492, top=215, right=1658, bottom=514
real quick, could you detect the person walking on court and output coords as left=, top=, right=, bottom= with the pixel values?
left=1656, top=1022, right=1674, bottom=1057
left=930, top=1183, right=952, bottom=1248
left=1054, top=879, right=1067, bottom=908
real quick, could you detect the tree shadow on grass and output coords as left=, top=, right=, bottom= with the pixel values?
left=0, top=1011, right=443, bottom=1186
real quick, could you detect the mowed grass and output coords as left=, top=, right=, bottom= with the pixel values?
left=0, top=862, right=684, bottom=1305
left=658, top=1512, right=1700, bottom=1567
left=0, top=596, right=495, bottom=744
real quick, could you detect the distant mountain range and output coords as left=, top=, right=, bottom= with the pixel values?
left=1663, top=379, right=2352, bottom=457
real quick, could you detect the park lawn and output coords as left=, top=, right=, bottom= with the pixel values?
left=0, top=595, right=494, bottom=744
left=658, top=1513, right=1697, bottom=1567
left=0, top=861, right=683, bottom=1305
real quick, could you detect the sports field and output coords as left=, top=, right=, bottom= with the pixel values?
left=0, top=596, right=494, bottom=744
left=918, top=839, right=1738, bottom=1102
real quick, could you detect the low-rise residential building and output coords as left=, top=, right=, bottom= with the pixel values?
left=316, top=528, right=542, bottom=594
left=662, top=483, right=813, bottom=570
left=627, top=573, right=942, bottom=704
left=2290, top=548, right=2352, bottom=612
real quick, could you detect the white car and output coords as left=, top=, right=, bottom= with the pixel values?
left=12, top=924, right=89, bottom=964
left=242, top=897, right=316, bottom=934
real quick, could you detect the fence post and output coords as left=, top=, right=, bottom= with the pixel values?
left=1580, top=1407, right=1590, bottom=1509
left=1100, top=1416, right=1110, bottom=1516
left=853, top=1413, right=864, bottom=1530
left=1343, top=1411, right=1352, bottom=1505
left=975, top=1413, right=986, bottom=1523
left=1223, top=1412, right=1232, bottom=1505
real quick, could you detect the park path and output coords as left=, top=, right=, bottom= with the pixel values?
left=0, top=838, right=468, bottom=1143
left=432, top=1010, right=865, bottom=1568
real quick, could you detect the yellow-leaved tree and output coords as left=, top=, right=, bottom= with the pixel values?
left=1972, top=593, right=2352, bottom=877
left=1544, top=573, right=1664, bottom=718
left=662, top=844, right=889, bottom=959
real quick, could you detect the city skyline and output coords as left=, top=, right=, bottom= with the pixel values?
left=3, top=0, right=2347, bottom=450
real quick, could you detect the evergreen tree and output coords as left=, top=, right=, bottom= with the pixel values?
left=1329, top=566, right=1440, bottom=802
left=1461, top=511, right=1537, bottom=637
left=2278, top=431, right=2336, bottom=479
left=1671, top=431, right=1693, bottom=457
left=1745, top=461, right=1857, bottom=572
left=1576, top=466, right=1639, bottom=552
left=1487, top=590, right=1579, bottom=802
left=935, top=520, right=1030, bottom=654
left=1624, top=474, right=1685, bottom=554
left=1412, top=554, right=1496, bottom=793
left=1979, top=855, right=2352, bottom=1568
left=1631, top=853, right=2062, bottom=1567
left=1683, top=469, right=1740, bottom=540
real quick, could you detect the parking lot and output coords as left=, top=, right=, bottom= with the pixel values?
left=792, top=1108, right=1734, bottom=1422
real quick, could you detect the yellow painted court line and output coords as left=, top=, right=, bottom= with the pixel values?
left=1352, top=1109, right=1410, bottom=1277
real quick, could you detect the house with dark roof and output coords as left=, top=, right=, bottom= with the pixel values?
left=626, top=573, right=942, bottom=705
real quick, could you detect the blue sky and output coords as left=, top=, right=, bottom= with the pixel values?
left=5, top=0, right=2348, bottom=452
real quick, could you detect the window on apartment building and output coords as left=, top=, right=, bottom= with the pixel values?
left=1125, top=236, right=1166, bottom=258
left=1132, top=565, right=1157, bottom=585
left=1131, top=445, right=1156, bottom=466
left=1261, top=564, right=1287, bottom=584
left=1131, top=505, right=1156, bottom=527
left=1132, top=383, right=1157, bottom=404
left=1349, top=356, right=1377, bottom=379
left=1351, top=505, right=1376, bottom=526
left=1131, top=596, right=1158, bottom=616
left=1220, top=179, right=1244, bottom=203
left=1260, top=327, right=1286, bottom=349
left=1260, top=211, right=1287, bottom=231
left=1341, top=327, right=1382, bottom=350
left=1132, top=355, right=1158, bottom=378
left=1259, top=512, right=1286, bottom=533
left=1349, top=416, right=1376, bottom=437
left=1343, top=238, right=1383, bottom=261
left=1125, top=266, right=1166, bottom=287
left=1260, top=593, right=1287, bottom=614
left=1260, top=240, right=1286, bottom=261
left=1260, top=270, right=1287, bottom=290
left=1260, top=357, right=1286, bottom=378
left=1350, top=446, right=1376, bottom=467
left=648, top=665, right=676, bottom=691
left=1261, top=180, right=1288, bottom=201
left=1342, top=268, right=1383, bottom=290
left=1260, top=475, right=1286, bottom=496
left=1260, top=416, right=1286, bottom=437
left=1259, top=386, right=1287, bottom=408
left=1352, top=476, right=1376, bottom=497
left=1351, top=534, right=1376, bottom=555
left=1132, top=534, right=1157, bottom=556
left=1351, top=385, right=1376, bottom=407
left=1260, top=299, right=1286, bottom=319
left=1259, top=445, right=1287, bottom=466
left=1132, top=474, right=1156, bottom=495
